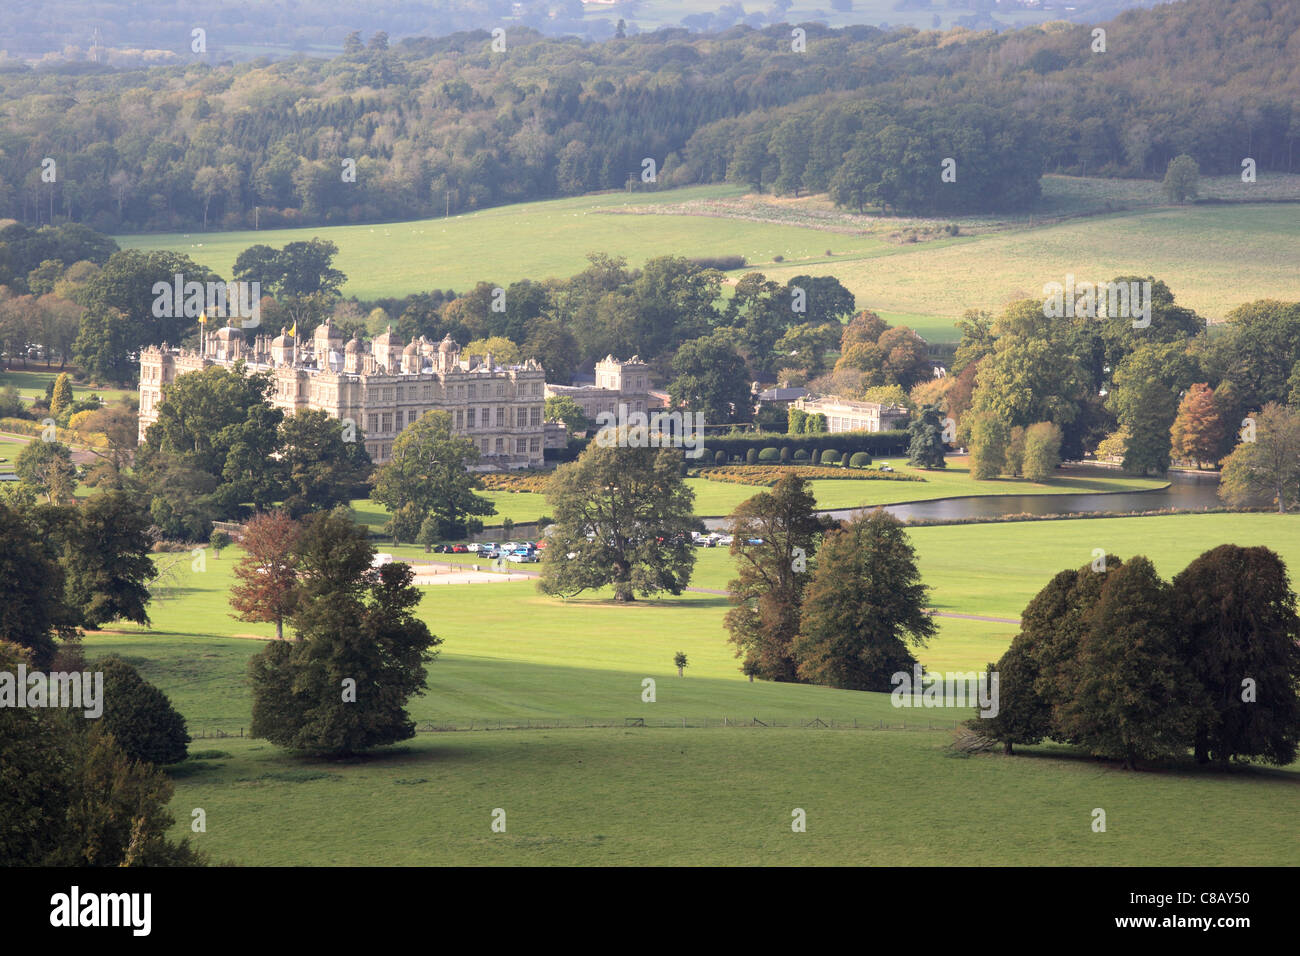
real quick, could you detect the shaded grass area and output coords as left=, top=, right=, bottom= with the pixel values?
left=164, top=730, right=1299, bottom=866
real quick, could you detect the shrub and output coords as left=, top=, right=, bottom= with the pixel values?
left=714, top=450, right=726, bottom=466
left=757, top=447, right=781, bottom=462
left=794, top=449, right=810, bottom=461
left=745, top=447, right=758, bottom=464
left=820, top=449, right=840, bottom=465
left=689, top=255, right=746, bottom=271
left=779, top=446, right=791, bottom=464
left=96, top=656, right=191, bottom=765
left=849, top=452, right=872, bottom=468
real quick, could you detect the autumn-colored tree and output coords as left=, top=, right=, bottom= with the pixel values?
left=1169, top=382, right=1225, bottom=468
left=49, top=372, right=74, bottom=418
left=230, top=512, right=302, bottom=640
left=1218, top=402, right=1300, bottom=513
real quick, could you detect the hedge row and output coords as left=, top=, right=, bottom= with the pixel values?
left=702, top=430, right=910, bottom=460
left=543, top=430, right=909, bottom=463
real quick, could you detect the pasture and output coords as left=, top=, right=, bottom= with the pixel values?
left=114, top=176, right=1300, bottom=343
left=76, top=508, right=1300, bottom=865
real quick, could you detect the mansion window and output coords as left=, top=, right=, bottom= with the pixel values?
left=382, top=387, right=394, bottom=402
left=529, top=407, right=540, bottom=427
left=515, top=438, right=526, bottom=453
left=381, top=413, right=393, bottom=433
left=468, top=384, right=477, bottom=399
left=422, top=385, right=433, bottom=399
left=408, top=410, right=418, bottom=426
left=495, top=438, right=504, bottom=454
left=367, top=414, right=379, bottom=434
left=467, top=408, right=476, bottom=429
left=455, top=409, right=463, bottom=429
left=496, top=384, right=505, bottom=398
left=529, top=437, right=540, bottom=453
left=496, top=407, right=505, bottom=428
left=515, top=407, right=526, bottom=428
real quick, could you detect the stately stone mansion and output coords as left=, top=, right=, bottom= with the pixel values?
left=138, top=320, right=559, bottom=467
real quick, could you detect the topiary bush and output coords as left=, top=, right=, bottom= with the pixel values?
left=793, top=449, right=810, bottom=461
left=757, top=447, right=781, bottom=462
left=745, top=447, right=759, bottom=464
left=779, top=446, right=791, bottom=464
left=849, top=452, right=872, bottom=468
left=820, top=449, right=840, bottom=465
left=715, top=450, right=726, bottom=466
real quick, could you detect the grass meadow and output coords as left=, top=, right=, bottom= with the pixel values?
left=114, top=176, right=1300, bottom=343
left=76, top=510, right=1300, bottom=865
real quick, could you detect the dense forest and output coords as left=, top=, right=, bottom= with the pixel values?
left=0, top=0, right=1296, bottom=231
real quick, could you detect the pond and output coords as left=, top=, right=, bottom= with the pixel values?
left=702, top=467, right=1223, bottom=529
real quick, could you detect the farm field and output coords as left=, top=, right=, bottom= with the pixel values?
left=114, top=176, right=1300, bottom=343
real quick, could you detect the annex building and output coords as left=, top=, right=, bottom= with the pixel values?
left=792, top=395, right=911, bottom=433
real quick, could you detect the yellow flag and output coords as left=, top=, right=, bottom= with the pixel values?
left=199, top=310, right=207, bottom=325
left=288, top=321, right=296, bottom=337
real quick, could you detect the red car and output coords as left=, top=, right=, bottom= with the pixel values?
left=451, top=544, right=469, bottom=553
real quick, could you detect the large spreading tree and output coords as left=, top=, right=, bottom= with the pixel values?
left=369, top=409, right=495, bottom=543
left=538, top=433, right=697, bottom=602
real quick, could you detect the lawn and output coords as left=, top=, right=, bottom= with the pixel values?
left=78, top=509, right=1300, bottom=866
left=0, top=368, right=135, bottom=404
left=159, top=729, right=1298, bottom=866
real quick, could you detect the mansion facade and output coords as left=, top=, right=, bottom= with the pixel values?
left=138, top=320, right=548, bottom=468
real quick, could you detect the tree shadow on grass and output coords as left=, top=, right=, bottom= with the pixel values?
left=988, top=744, right=1300, bottom=783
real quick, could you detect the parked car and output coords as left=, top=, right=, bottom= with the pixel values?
left=433, top=544, right=452, bottom=553
left=466, top=543, right=481, bottom=552
left=879, top=464, right=894, bottom=472
left=451, top=544, right=469, bottom=553
left=507, top=552, right=537, bottom=563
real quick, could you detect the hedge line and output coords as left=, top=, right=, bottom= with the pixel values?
left=543, top=430, right=910, bottom=463
left=702, top=430, right=910, bottom=460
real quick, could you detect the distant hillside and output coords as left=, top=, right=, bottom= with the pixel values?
left=0, top=0, right=1295, bottom=232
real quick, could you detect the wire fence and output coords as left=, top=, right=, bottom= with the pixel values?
left=188, top=716, right=964, bottom=738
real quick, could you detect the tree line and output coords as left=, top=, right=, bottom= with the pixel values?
left=975, top=546, right=1300, bottom=770
left=2, top=0, right=1297, bottom=231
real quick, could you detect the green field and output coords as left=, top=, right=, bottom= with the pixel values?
left=0, top=368, right=135, bottom=404
left=77, top=509, right=1300, bottom=864
left=114, top=176, right=1300, bottom=344
left=158, top=729, right=1297, bottom=866
left=81, top=508, right=1300, bottom=865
